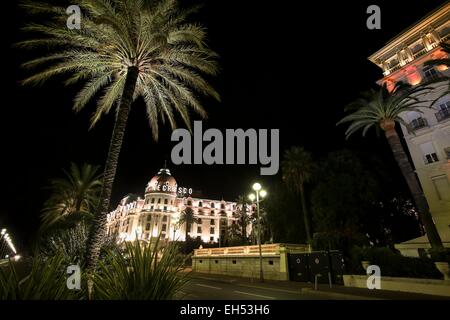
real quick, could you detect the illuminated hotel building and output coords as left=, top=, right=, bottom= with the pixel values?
left=106, top=166, right=253, bottom=243
left=368, top=3, right=450, bottom=256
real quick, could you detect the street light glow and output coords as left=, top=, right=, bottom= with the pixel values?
left=248, top=193, right=256, bottom=201
left=260, top=190, right=267, bottom=198
left=1, top=229, right=5, bottom=235
left=252, top=183, right=262, bottom=191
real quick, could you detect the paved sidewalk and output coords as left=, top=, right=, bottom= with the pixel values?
left=186, top=271, right=450, bottom=300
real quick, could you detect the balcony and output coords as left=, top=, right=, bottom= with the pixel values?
left=435, top=106, right=450, bottom=122
left=424, top=153, right=439, bottom=165
left=409, top=117, right=428, bottom=131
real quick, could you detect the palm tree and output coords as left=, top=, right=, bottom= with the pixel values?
left=19, top=0, right=219, bottom=274
left=282, top=147, right=314, bottom=244
left=40, top=163, right=102, bottom=234
left=235, top=195, right=250, bottom=242
left=179, top=206, right=199, bottom=241
left=337, top=82, right=444, bottom=249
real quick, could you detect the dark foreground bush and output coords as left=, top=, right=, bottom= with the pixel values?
left=93, top=238, right=189, bottom=299
left=349, top=246, right=442, bottom=279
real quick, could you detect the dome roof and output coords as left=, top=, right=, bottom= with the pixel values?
left=145, top=167, right=177, bottom=194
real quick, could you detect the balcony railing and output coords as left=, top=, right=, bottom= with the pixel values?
left=435, top=106, right=450, bottom=122
left=409, top=117, right=428, bottom=131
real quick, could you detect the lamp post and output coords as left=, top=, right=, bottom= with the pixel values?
left=249, top=183, right=267, bottom=283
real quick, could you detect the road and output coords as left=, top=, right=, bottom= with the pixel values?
left=178, top=273, right=449, bottom=300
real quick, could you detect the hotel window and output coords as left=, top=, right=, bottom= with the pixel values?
left=445, top=147, right=450, bottom=160
left=407, top=111, right=427, bottom=130
left=151, top=198, right=155, bottom=204
left=210, top=236, right=214, bottom=241
left=220, top=203, right=225, bottom=209
left=187, top=200, right=192, bottom=206
left=210, top=219, right=215, bottom=225
left=164, top=199, right=168, bottom=204
left=145, top=223, right=151, bottom=231
left=423, top=66, right=439, bottom=82
left=150, top=205, right=154, bottom=211
left=157, top=198, right=161, bottom=204
left=211, top=202, right=215, bottom=208
left=197, top=226, right=202, bottom=233
left=162, top=224, right=167, bottom=232
left=162, top=216, right=167, bottom=222
left=435, top=101, right=450, bottom=122
left=198, top=201, right=203, bottom=207
left=163, top=206, right=167, bottom=211
left=198, top=218, right=202, bottom=224
left=210, top=227, right=215, bottom=234
left=420, top=142, right=439, bottom=164
left=211, top=210, right=215, bottom=215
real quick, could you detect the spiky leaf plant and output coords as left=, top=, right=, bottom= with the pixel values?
left=93, top=237, right=188, bottom=299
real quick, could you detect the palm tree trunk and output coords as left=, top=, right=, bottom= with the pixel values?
left=381, top=120, right=443, bottom=249
left=300, top=184, right=312, bottom=244
left=85, top=66, right=139, bottom=275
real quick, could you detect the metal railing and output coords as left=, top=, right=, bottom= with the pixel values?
left=435, top=106, right=450, bottom=122
left=409, top=117, right=428, bottom=130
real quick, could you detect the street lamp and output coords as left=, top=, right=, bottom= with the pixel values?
left=249, top=182, right=267, bottom=283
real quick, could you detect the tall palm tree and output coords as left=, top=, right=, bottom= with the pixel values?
left=235, top=195, right=250, bottom=242
left=179, top=206, right=199, bottom=241
left=40, top=163, right=102, bottom=233
left=19, top=0, right=219, bottom=274
left=281, top=147, right=314, bottom=244
left=337, top=82, right=444, bottom=249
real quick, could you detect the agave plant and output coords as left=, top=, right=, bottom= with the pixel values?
left=93, top=237, right=188, bottom=300
left=0, top=252, right=84, bottom=300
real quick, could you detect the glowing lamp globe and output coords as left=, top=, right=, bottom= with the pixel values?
left=252, top=183, right=262, bottom=191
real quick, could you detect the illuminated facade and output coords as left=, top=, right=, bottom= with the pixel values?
left=106, top=166, right=253, bottom=243
left=368, top=3, right=450, bottom=256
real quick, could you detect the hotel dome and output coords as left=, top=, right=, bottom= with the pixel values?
left=145, top=167, right=177, bottom=194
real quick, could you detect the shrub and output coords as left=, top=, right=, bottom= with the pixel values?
left=39, top=222, right=117, bottom=266
left=0, top=252, right=83, bottom=300
left=429, top=248, right=450, bottom=263
left=349, top=246, right=442, bottom=279
left=93, top=238, right=189, bottom=300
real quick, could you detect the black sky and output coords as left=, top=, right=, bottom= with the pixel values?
left=0, top=0, right=447, bottom=251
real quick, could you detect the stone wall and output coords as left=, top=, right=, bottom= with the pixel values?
left=343, top=275, right=450, bottom=297
left=192, top=255, right=287, bottom=280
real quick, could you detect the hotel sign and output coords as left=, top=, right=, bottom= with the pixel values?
left=153, top=183, right=193, bottom=195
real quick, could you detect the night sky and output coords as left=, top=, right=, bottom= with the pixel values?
left=0, top=0, right=447, bottom=251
